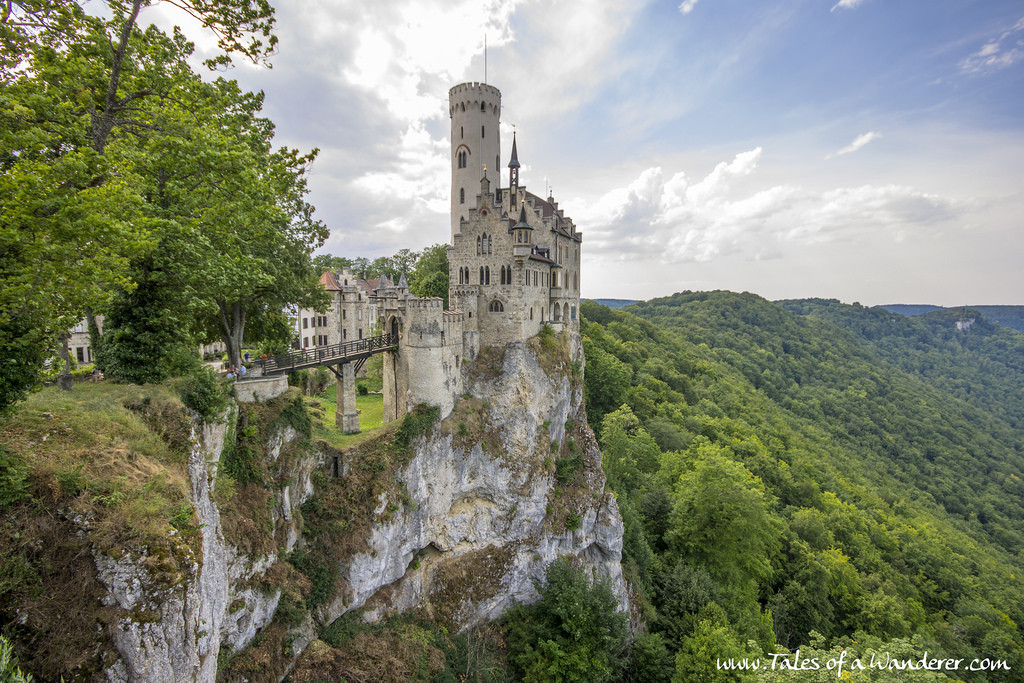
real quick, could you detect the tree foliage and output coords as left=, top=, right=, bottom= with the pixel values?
left=503, top=558, right=628, bottom=682
left=0, top=0, right=334, bottom=407
left=582, top=293, right=1024, bottom=679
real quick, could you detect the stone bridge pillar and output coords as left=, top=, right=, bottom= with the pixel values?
left=335, top=362, right=359, bottom=433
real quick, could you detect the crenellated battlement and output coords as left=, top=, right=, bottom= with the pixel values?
left=404, top=297, right=444, bottom=310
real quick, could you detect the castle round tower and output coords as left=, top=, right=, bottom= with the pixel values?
left=449, top=83, right=501, bottom=238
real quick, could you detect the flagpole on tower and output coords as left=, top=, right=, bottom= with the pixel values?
left=484, top=34, right=487, bottom=83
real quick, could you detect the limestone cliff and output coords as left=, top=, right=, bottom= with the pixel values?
left=91, top=330, right=627, bottom=681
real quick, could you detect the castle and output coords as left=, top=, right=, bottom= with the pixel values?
left=299, top=82, right=582, bottom=429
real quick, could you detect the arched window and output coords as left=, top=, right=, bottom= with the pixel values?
left=460, top=188, right=465, bottom=204
left=460, top=102, right=465, bottom=112
left=480, top=102, right=486, bottom=112
left=489, top=300, right=504, bottom=312
left=479, top=266, right=484, bottom=284
left=487, top=235, right=492, bottom=254
left=499, top=265, right=505, bottom=285
left=571, top=305, right=577, bottom=321
left=476, top=236, right=481, bottom=254
left=484, top=266, right=490, bottom=284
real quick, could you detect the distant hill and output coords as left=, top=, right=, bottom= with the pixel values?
left=880, top=304, right=1024, bottom=332
left=585, top=298, right=639, bottom=309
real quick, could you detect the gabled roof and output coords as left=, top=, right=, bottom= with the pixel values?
left=319, top=271, right=342, bottom=291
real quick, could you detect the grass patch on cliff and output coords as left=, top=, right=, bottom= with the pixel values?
left=308, top=391, right=386, bottom=449
left=296, top=405, right=440, bottom=607
left=216, top=388, right=312, bottom=556
left=290, top=614, right=513, bottom=683
left=0, top=383, right=200, bottom=679
left=528, top=325, right=574, bottom=379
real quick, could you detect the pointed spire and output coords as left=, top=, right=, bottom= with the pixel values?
left=514, top=202, right=532, bottom=230
left=508, top=131, right=520, bottom=169
left=508, top=130, right=520, bottom=197
left=398, top=272, right=409, bottom=289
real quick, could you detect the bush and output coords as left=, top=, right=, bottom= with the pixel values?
left=0, top=634, right=33, bottom=683
left=177, top=366, right=230, bottom=420
left=555, top=451, right=584, bottom=486
left=389, top=404, right=440, bottom=454
left=503, top=558, right=627, bottom=682
left=0, top=446, right=29, bottom=510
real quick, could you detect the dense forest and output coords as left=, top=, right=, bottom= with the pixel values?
left=582, top=293, right=1024, bottom=681
left=880, top=305, right=1024, bottom=333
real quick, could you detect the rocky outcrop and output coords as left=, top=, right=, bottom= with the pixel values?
left=95, top=333, right=627, bottom=680
left=98, top=402, right=317, bottom=682
left=316, top=335, right=627, bottom=632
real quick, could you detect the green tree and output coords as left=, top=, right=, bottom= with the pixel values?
left=664, top=442, right=781, bottom=624
left=504, top=558, right=628, bottom=682
left=599, top=404, right=660, bottom=493
left=673, top=603, right=758, bottom=682
left=409, top=243, right=449, bottom=307
left=0, top=0, right=279, bottom=408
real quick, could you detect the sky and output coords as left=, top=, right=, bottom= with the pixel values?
left=142, top=0, right=1024, bottom=306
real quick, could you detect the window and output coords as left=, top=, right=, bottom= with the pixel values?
left=460, top=126, right=464, bottom=139
left=460, top=188, right=465, bottom=204
left=303, top=337, right=309, bottom=347
left=76, top=347, right=84, bottom=363
left=489, top=300, right=504, bottom=312
left=487, top=235, right=492, bottom=254
left=484, top=266, right=490, bottom=284
left=479, top=266, right=484, bottom=284
left=476, top=236, right=481, bottom=254
left=481, top=125, right=485, bottom=138
left=480, top=102, right=486, bottom=112
left=343, top=329, right=347, bottom=339
left=342, top=309, right=346, bottom=319
left=359, top=329, right=363, bottom=339
left=303, top=318, right=308, bottom=329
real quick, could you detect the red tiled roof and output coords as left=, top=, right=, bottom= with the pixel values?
left=319, top=271, right=341, bottom=290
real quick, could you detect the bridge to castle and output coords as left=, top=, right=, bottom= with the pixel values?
left=252, top=332, right=398, bottom=435
left=258, top=333, right=397, bottom=376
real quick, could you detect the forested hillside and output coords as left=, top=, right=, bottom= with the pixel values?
left=781, top=300, right=1024, bottom=430
left=880, top=305, right=1024, bottom=333
left=582, top=292, right=1024, bottom=681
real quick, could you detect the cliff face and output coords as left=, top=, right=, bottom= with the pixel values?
left=93, top=332, right=627, bottom=680
left=331, top=336, right=627, bottom=629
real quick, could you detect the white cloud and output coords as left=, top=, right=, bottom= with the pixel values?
left=678, top=0, right=699, bottom=15
left=572, top=148, right=968, bottom=265
left=826, top=131, right=882, bottom=159
left=830, top=0, right=864, bottom=12
left=960, top=16, right=1024, bottom=74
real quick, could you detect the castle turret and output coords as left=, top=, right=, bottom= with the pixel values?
left=449, top=83, right=501, bottom=239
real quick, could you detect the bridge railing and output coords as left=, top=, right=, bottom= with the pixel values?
left=260, top=333, right=397, bottom=374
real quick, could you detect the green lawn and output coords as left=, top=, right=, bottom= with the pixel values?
left=309, top=391, right=393, bottom=449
